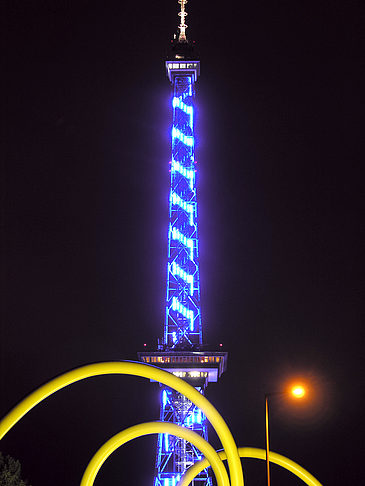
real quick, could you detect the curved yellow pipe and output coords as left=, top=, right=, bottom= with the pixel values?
left=178, top=447, right=322, bottom=486
left=81, top=421, right=230, bottom=486
left=0, top=361, right=243, bottom=486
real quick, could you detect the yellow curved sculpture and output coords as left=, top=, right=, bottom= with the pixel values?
left=0, top=361, right=243, bottom=486
left=0, top=361, right=322, bottom=486
left=178, top=447, right=322, bottom=486
left=81, top=421, right=230, bottom=486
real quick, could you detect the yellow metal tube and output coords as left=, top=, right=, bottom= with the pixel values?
left=0, top=361, right=243, bottom=486
left=81, top=421, right=230, bottom=486
left=178, top=447, right=322, bottom=486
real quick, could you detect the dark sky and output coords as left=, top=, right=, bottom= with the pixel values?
left=1, top=1, right=364, bottom=485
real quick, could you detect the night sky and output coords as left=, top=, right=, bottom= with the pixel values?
left=1, top=1, right=364, bottom=485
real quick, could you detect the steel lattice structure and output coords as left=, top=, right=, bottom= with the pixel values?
left=165, top=67, right=201, bottom=349
left=139, top=2, right=227, bottom=486
left=151, top=47, right=212, bottom=486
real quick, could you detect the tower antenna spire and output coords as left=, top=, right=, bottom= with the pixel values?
left=178, top=0, right=188, bottom=42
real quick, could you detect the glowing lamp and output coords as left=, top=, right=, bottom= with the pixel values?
left=291, top=385, right=306, bottom=399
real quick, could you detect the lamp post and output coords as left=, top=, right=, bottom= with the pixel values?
left=265, top=393, right=271, bottom=486
left=265, top=385, right=306, bottom=486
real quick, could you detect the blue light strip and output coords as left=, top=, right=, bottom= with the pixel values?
left=172, top=96, right=193, bottom=127
left=162, top=477, right=180, bottom=486
left=162, top=390, right=168, bottom=407
left=171, top=159, right=195, bottom=190
left=172, top=297, right=194, bottom=330
left=195, top=409, right=203, bottom=424
left=171, top=261, right=194, bottom=295
left=171, top=191, right=195, bottom=225
left=172, top=126, right=194, bottom=146
left=172, top=331, right=178, bottom=344
left=170, top=225, right=194, bottom=260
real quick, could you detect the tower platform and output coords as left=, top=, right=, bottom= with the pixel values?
left=138, top=351, right=228, bottom=386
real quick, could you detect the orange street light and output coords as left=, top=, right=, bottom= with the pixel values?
left=291, top=385, right=306, bottom=399
left=265, top=384, right=307, bottom=486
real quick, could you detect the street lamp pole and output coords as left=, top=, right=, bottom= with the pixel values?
left=264, top=384, right=307, bottom=486
left=265, top=394, right=271, bottom=486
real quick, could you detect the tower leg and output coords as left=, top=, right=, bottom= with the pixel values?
left=154, top=386, right=213, bottom=486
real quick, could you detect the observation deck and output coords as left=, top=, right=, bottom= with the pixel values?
left=166, top=60, right=200, bottom=83
left=138, top=351, right=228, bottom=386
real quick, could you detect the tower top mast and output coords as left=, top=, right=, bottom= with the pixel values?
left=178, top=0, right=188, bottom=42
left=167, top=0, right=199, bottom=80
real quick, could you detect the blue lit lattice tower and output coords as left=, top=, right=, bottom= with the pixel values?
left=165, top=59, right=201, bottom=350
left=139, top=2, right=227, bottom=485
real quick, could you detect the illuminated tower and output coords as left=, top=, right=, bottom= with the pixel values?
left=139, top=2, right=227, bottom=485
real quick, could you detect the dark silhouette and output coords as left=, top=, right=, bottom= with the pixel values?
left=0, top=452, right=31, bottom=486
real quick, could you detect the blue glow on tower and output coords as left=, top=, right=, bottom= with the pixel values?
left=152, top=28, right=213, bottom=484
left=165, top=68, right=201, bottom=347
left=138, top=2, right=227, bottom=485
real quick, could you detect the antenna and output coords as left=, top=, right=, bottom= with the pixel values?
left=178, top=0, right=188, bottom=42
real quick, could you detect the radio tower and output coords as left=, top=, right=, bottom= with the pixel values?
left=139, top=2, right=227, bottom=485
